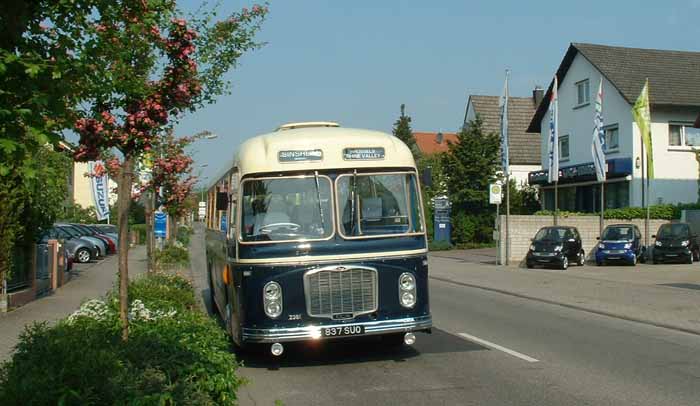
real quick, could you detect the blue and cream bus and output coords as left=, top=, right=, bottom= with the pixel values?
left=205, top=122, right=431, bottom=356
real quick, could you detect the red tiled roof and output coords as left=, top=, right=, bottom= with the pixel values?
left=413, top=132, right=458, bottom=155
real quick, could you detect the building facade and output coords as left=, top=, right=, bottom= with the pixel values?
left=528, top=43, right=700, bottom=212
left=464, top=94, right=542, bottom=187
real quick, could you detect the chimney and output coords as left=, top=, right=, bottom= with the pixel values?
left=533, top=86, right=544, bottom=107
left=436, top=132, right=444, bottom=144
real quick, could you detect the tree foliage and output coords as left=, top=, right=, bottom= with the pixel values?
left=444, top=117, right=500, bottom=243
left=392, top=104, right=420, bottom=159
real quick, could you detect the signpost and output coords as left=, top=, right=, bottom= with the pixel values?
left=154, top=211, right=167, bottom=249
left=489, top=183, right=503, bottom=265
left=198, top=201, right=206, bottom=221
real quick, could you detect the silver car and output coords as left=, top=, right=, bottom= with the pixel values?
left=56, top=224, right=107, bottom=258
left=41, top=228, right=98, bottom=263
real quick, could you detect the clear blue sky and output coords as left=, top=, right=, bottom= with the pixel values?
left=176, top=0, right=700, bottom=183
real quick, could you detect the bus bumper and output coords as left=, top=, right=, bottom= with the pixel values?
left=241, top=314, right=432, bottom=343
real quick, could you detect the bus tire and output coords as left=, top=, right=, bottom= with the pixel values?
left=207, top=263, right=218, bottom=317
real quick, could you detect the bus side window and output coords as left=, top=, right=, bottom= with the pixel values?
left=228, top=172, right=238, bottom=239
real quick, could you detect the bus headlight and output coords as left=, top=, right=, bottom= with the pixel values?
left=398, top=273, right=416, bottom=308
left=263, top=281, right=283, bottom=318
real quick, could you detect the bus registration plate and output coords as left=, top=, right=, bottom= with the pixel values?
left=322, top=325, right=365, bottom=337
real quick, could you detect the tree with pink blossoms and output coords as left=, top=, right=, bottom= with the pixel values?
left=71, top=0, right=267, bottom=340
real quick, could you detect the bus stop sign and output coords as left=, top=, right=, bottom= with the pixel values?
left=154, top=211, right=167, bottom=238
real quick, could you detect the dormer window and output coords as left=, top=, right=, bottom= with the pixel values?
left=575, top=79, right=590, bottom=107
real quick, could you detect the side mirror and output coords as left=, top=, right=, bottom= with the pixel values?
left=651, top=234, right=656, bottom=239
left=596, top=236, right=600, bottom=240
left=421, top=168, right=433, bottom=187
left=216, top=192, right=229, bottom=210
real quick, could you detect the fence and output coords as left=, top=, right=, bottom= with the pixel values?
left=497, top=215, right=669, bottom=266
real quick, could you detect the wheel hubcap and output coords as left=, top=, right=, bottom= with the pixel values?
left=78, top=251, right=89, bottom=262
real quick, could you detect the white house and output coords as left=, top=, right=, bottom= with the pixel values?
left=528, top=43, right=700, bottom=212
left=464, top=93, right=542, bottom=187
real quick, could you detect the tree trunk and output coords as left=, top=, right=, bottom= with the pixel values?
left=170, top=215, right=178, bottom=242
left=117, top=156, right=134, bottom=341
left=145, top=189, right=154, bottom=273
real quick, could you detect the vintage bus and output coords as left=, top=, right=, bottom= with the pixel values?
left=204, top=122, right=431, bottom=356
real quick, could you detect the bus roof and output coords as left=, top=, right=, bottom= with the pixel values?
left=216, top=125, right=417, bottom=181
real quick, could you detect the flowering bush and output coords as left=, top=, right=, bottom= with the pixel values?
left=154, top=242, right=190, bottom=270
left=0, top=272, right=242, bottom=405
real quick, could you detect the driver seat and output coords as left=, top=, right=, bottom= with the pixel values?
left=255, top=195, right=290, bottom=235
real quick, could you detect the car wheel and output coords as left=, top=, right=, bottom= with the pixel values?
left=561, top=256, right=569, bottom=270
left=526, top=263, right=534, bottom=269
left=630, top=254, right=637, bottom=266
left=694, top=249, right=700, bottom=262
left=578, top=250, right=585, bottom=266
left=639, top=250, right=647, bottom=264
left=596, top=261, right=603, bottom=266
left=687, top=254, right=693, bottom=265
left=76, top=248, right=91, bottom=263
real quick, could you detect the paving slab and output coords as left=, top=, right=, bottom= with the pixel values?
left=0, top=246, right=147, bottom=361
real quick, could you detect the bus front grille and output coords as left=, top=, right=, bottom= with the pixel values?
left=304, top=266, right=378, bottom=319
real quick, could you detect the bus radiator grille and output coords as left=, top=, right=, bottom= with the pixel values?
left=305, top=266, right=377, bottom=319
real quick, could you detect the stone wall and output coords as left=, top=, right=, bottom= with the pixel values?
left=497, top=215, right=669, bottom=266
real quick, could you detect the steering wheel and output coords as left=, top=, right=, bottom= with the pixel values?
left=260, top=222, right=302, bottom=234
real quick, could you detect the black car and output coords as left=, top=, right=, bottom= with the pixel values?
left=652, top=222, right=700, bottom=264
left=526, top=226, right=585, bottom=270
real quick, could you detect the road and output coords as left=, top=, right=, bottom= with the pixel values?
left=235, top=273, right=700, bottom=406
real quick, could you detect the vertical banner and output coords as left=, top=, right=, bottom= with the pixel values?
left=88, top=161, right=110, bottom=221
left=154, top=211, right=167, bottom=238
left=592, top=77, right=606, bottom=182
left=547, top=76, right=559, bottom=183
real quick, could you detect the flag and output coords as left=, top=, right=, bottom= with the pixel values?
left=499, top=71, right=510, bottom=175
left=547, top=76, right=559, bottom=183
left=592, top=77, right=606, bottom=182
left=632, top=79, right=653, bottom=179
left=88, top=160, right=110, bottom=221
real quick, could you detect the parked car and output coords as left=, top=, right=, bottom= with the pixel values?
left=40, top=227, right=98, bottom=263
left=595, top=224, right=646, bottom=266
left=526, top=226, right=585, bottom=270
left=70, top=223, right=116, bottom=254
left=652, top=222, right=700, bottom=264
left=93, top=224, right=118, bottom=235
left=55, top=224, right=107, bottom=259
left=87, top=224, right=118, bottom=247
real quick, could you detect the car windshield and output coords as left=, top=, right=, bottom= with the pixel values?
left=96, top=225, right=117, bottom=233
left=240, top=176, right=333, bottom=242
left=336, top=172, right=423, bottom=237
left=602, top=226, right=634, bottom=241
left=533, top=227, right=570, bottom=242
left=658, top=223, right=690, bottom=239
left=73, top=225, right=93, bottom=235
left=59, top=226, right=81, bottom=238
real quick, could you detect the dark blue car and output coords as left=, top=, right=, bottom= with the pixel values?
left=595, top=224, right=645, bottom=266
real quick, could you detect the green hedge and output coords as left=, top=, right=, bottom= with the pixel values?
left=0, top=272, right=243, bottom=405
left=535, top=203, right=700, bottom=220
left=130, top=223, right=147, bottom=245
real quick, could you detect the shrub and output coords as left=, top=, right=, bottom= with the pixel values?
left=154, top=242, right=189, bottom=269
left=429, top=240, right=452, bottom=251
left=130, top=223, right=147, bottom=244
left=534, top=203, right=700, bottom=220
left=176, top=225, right=193, bottom=246
left=0, top=272, right=243, bottom=405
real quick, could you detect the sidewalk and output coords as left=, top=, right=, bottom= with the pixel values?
left=0, top=245, right=147, bottom=361
left=430, top=253, right=700, bottom=335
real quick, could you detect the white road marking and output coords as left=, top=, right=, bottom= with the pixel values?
left=458, top=332, right=539, bottom=363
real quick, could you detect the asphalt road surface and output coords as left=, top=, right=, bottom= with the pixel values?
left=235, top=276, right=700, bottom=406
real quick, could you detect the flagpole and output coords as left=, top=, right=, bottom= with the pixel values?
left=600, top=181, right=604, bottom=235
left=554, top=181, right=558, bottom=225
left=641, top=130, right=647, bottom=246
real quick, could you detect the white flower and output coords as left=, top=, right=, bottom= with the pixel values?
left=68, top=299, right=113, bottom=323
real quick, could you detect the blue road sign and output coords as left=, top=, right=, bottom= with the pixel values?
left=154, top=211, right=167, bottom=238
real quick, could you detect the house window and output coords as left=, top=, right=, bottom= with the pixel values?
left=559, top=134, right=570, bottom=161
left=669, top=123, right=700, bottom=147
left=604, top=125, right=619, bottom=152
left=576, top=79, right=590, bottom=106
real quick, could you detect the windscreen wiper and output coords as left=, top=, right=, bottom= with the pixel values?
left=314, top=171, right=326, bottom=232
left=350, top=169, right=357, bottom=234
